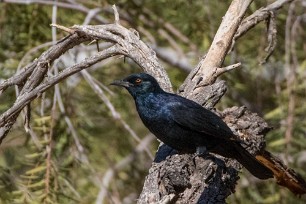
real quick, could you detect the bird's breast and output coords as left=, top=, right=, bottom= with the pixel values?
left=135, top=95, right=172, bottom=128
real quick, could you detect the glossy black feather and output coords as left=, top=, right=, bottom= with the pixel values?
left=111, top=73, right=274, bottom=179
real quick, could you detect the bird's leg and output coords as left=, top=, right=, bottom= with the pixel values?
left=193, top=146, right=225, bottom=170
left=193, top=146, right=210, bottom=165
left=196, top=146, right=208, bottom=156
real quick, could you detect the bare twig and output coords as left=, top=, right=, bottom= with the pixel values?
left=81, top=70, right=154, bottom=159
left=27, top=128, right=42, bottom=149
left=195, top=62, right=241, bottom=88
left=230, top=0, right=294, bottom=52
left=52, top=11, right=88, bottom=159
left=117, top=6, right=197, bottom=71
left=95, top=134, right=154, bottom=204
left=141, top=7, right=198, bottom=51
left=112, top=5, right=120, bottom=25
left=261, top=11, right=277, bottom=64
left=219, top=62, right=241, bottom=73
left=284, top=2, right=297, bottom=156
left=53, top=67, right=88, bottom=161
left=158, top=29, right=185, bottom=58
left=44, top=80, right=57, bottom=202
left=44, top=4, right=58, bottom=200
left=84, top=71, right=144, bottom=147
left=154, top=46, right=193, bottom=72
left=50, top=23, right=75, bottom=34
left=83, top=8, right=102, bottom=25
left=3, top=0, right=108, bottom=23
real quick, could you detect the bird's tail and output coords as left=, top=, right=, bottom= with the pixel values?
left=231, top=143, right=274, bottom=180
left=231, top=143, right=306, bottom=195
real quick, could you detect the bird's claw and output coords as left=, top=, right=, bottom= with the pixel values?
left=193, top=146, right=210, bottom=165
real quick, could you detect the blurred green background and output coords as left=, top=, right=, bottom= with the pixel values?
left=0, top=0, right=305, bottom=203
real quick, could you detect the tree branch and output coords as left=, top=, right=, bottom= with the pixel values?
left=230, top=0, right=294, bottom=53
left=0, top=20, right=172, bottom=142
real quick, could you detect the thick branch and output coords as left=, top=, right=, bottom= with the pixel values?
left=180, top=0, right=253, bottom=104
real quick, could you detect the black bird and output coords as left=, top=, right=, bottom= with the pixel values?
left=111, top=73, right=272, bottom=178
left=111, top=73, right=306, bottom=194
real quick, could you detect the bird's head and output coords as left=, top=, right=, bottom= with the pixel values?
left=110, top=73, right=163, bottom=98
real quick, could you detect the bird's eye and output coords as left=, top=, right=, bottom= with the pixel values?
left=135, top=78, right=142, bottom=84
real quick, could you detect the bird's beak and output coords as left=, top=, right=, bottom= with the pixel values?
left=110, top=80, right=133, bottom=88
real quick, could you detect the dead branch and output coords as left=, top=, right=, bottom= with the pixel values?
left=0, top=21, right=172, bottom=142
left=230, top=0, right=294, bottom=53
left=235, top=0, right=295, bottom=39
left=261, top=11, right=277, bottom=64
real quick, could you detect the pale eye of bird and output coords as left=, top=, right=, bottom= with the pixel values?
left=135, top=78, right=142, bottom=84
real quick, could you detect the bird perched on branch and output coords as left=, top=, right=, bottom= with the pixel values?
left=111, top=72, right=306, bottom=195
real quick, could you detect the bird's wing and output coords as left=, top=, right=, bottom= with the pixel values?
left=169, top=101, right=236, bottom=141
